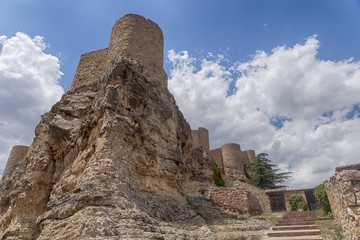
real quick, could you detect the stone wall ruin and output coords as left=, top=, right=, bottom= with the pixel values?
left=325, top=164, right=360, bottom=239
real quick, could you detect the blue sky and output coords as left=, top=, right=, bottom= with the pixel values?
left=1, top=0, right=360, bottom=188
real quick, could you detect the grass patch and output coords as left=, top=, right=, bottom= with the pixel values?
left=261, top=211, right=285, bottom=225
left=316, top=219, right=343, bottom=240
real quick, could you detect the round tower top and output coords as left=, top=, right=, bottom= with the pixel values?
left=109, top=14, right=164, bottom=71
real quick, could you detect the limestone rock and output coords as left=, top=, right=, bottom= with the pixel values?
left=0, top=13, right=272, bottom=240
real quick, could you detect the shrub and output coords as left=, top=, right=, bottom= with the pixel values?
left=314, top=183, right=332, bottom=217
left=211, top=162, right=225, bottom=187
left=289, top=194, right=308, bottom=211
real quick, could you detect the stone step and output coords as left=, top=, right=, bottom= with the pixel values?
left=273, top=225, right=318, bottom=231
left=277, top=220, right=316, bottom=226
left=265, top=237, right=322, bottom=240
left=267, top=230, right=321, bottom=237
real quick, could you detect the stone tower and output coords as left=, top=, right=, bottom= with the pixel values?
left=191, top=127, right=210, bottom=151
left=70, top=14, right=167, bottom=91
left=1, top=145, right=29, bottom=181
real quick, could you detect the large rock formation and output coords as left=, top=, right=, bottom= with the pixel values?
left=325, top=164, right=360, bottom=239
left=0, top=14, right=271, bottom=240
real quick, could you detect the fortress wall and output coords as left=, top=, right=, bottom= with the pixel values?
left=209, top=148, right=224, bottom=175
left=191, top=127, right=210, bottom=151
left=325, top=164, right=360, bottom=239
left=70, top=48, right=109, bottom=91
left=221, top=143, right=245, bottom=177
left=2, top=145, right=29, bottom=180
left=191, top=130, right=200, bottom=149
left=245, top=150, right=256, bottom=164
left=109, top=14, right=167, bottom=86
left=239, top=150, right=249, bottom=167
left=71, top=13, right=167, bottom=91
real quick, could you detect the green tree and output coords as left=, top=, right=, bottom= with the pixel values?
left=211, top=161, right=225, bottom=187
left=289, top=194, right=309, bottom=211
left=314, top=183, right=332, bottom=217
left=246, top=153, right=291, bottom=190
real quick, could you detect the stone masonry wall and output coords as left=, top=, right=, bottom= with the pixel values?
left=209, top=148, right=224, bottom=175
left=234, top=181, right=271, bottom=212
left=211, top=187, right=252, bottom=213
left=71, top=14, right=167, bottom=91
left=211, top=181, right=271, bottom=213
left=1, top=145, right=29, bottom=180
left=70, top=48, right=109, bottom=91
left=109, top=14, right=167, bottom=87
left=191, top=127, right=210, bottom=151
left=245, top=150, right=255, bottom=164
left=221, top=143, right=245, bottom=177
left=325, top=164, right=360, bottom=239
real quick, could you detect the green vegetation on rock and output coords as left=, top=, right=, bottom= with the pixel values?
left=314, top=183, right=332, bottom=217
left=211, top=161, right=225, bottom=187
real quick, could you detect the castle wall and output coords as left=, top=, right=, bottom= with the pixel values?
left=71, top=14, right=167, bottom=91
left=325, top=164, right=360, bottom=239
left=70, top=48, right=109, bottom=91
left=221, top=143, right=245, bottom=177
left=2, top=145, right=29, bottom=180
left=191, top=126, right=256, bottom=179
left=209, top=148, right=224, bottom=175
left=245, top=150, right=255, bottom=164
left=109, top=14, right=167, bottom=86
left=191, top=127, right=210, bottom=151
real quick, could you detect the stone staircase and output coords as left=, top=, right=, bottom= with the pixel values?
left=266, top=211, right=323, bottom=240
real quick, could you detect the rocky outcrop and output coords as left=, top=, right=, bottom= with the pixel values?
left=0, top=14, right=272, bottom=240
left=325, top=164, right=360, bottom=239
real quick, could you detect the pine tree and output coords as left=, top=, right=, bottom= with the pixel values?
left=246, top=153, right=291, bottom=189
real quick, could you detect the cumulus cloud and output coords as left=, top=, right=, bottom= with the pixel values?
left=168, top=36, right=360, bottom=189
left=0, top=32, right=64, bottom=172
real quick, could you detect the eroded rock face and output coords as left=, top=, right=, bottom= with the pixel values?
left=0, top=14, right=274, bottom=240
left=0, top=56, right=217, bottom=239
left=325, top=164, right=360, bottom=240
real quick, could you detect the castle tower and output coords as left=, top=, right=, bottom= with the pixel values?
left=245, top=150, right=256, bottom=164
left=71, top=14, right=167, bottom=91
left=221, top=143, right=245, bottom=177
left=1, top=145, right=29, bottom=180
left=191, top=127, right=210, bottom=151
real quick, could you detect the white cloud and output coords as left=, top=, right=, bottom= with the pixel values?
left=168, top=36, right=360, bottom=189
left=0, top=32, right=64, bottom=172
